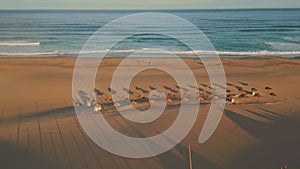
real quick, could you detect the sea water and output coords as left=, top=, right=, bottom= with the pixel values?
left=0, top=9, right=299, bottom=57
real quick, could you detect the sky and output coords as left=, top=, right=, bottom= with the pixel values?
left=1, top=0, right=300, bottom=9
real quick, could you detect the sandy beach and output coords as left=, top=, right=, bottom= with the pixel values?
left=0, top=56, right=299, bottom=169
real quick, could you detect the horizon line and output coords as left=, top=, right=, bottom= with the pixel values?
left=0, top=7, right=300, bottom=11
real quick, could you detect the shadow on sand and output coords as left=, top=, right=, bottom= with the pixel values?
left=0, top=140, right=55, bottom=169
left=224, top=109, right=300, bottom=169
left=158, top=142, right=221, bottom=169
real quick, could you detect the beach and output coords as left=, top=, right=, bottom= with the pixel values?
left=0, top=56, right=299, bottom=169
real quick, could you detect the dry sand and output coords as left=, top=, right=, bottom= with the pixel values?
left=0, top=56, right=299, bottom=169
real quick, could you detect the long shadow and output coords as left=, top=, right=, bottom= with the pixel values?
left=78, top=89, right=89, bottom=104
left=239, top=81, right=249, bottom=86
left=226, top=83, right=243, bottom=91
left=122, top=87, right=134, bottom=95
left=135, top=86, right=149, bottom=94
left=94, top=88, right=104, bottom=96
left=0, top=140, right=55, bottom=169
left=211, top=82, right=226, bottom=90
left=200, top=83, right=212, bottom=89
left=188, top=84, right=204, bottom=91
left=244, top=90, right=252, bottom=95
left=224, top=109, right=272, bottom=140
left=259, top=108, right=288, bottom=119
left=149, top=86, right=157, bottom=90
left=205, top=90, right=212, bottom=95
left=163, top=85, right=178, bottom=93
left=198, top=87, right=204, bottom=92
left=149, top=86, right=164, bottom=93
left=7, top=106, right=75, bottom=123
left=234, top=85, right=243, bottom=91
left=175, top=85, right=189, bottom=92
left=224, top=109, right=300, bottom=169
left=108, top=87, right=117, bottom=94
left=158, top=143, right=221, bottom=169
left=109, top=112, right=220, bottom=169
left=73, top=98, right=81, bottom=106
left=245, top=109, right=279, bottom=121
left=153, top=129, right=220, bottom=169
left=226, top=83, right=234, bottom=86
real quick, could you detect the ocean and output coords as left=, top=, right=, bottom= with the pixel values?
left=0, top=9, right=300, bottom=57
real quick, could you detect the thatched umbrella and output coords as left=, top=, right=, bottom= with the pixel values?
left=212, top=96, right=219, bottom=100
left=94, top=104, right=102, bottom=112
left=139, top=94, right=146, bottom=99
left=265, top=86, right=272, bottom=94
left=226, top=89, right=232, bottom=93
left=113, top=103, right=121, bottom=107
left=149, top=100, right=155, bottom=104
left=182, top=98, right=189, bottom=102
left=152, top=93, right=160, bottom=98
left=168, top=93, right=176, bottom=97
left=251, top=87, right=258, bottom=96
left=167, top=98, right=173, bottom=103
left=255, top=93, right=263, bottom=102
left=269, top=92, right=278, bottom=100
left=199, top=91, right=205, bottom=95
left=243, top=94, right=251, bottom=102
left=182, top=92, right=191, bottom=97
left=122, top=96, right=129, bottom=100
left=86, top=98, right=94, bottom=107
left=198, top=97, right=204, bottom=101
left=225, top=89, right=232, bottom=97
left=228, top=95, right=235, bottom=103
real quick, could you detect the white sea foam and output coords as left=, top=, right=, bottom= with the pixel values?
left=1, top=49, right=300, bottom=57
left=0, top=51, right=58, bottom=57
left=283, top=36, right=300, bottom=43
left=0, top=42, right=40, bottom=46
left=264, top=42, right=300, bottom=51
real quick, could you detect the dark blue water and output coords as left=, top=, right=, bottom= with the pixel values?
left=0, top=9, right=300, bottom=57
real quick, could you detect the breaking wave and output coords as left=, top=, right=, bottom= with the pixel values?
left=1, top=49, right=300, bottom=57
left=0, top=42, right=40, bottom=46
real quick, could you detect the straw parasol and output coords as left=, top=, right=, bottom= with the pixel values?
left=198, top=97, right=204, bottom=101
left=94, top=104, right=102, bottom=112
left=167, top=98, right=173, bottom=103
left=149, top=100, right=155, bottom=104
left=122, top=96, right=129, bottom=100
left=265, top=86, right=272, bottom=94
left=113, top=103, right=121, bottom=107
left=255, top=93, right=263, bottom=102
left=251, top=87, right=258, bottom=96
left=184, top=92, right=191, bottom=97
left=226, top=89, right=232, bottom=93
left=139, top=95, right=146, bottom=99
left=228, top=95, right=235, bottom=103
left=269, top=92, right=278, bottom=100
left=182, top=98, right=189, bottom=102
left=106, top=97, right=112, bottom=101
left=251, top=87, right=258, bottom=91
left=243, top=94, right=251, bottom=102
left=168, top=93, right=176, bottom=97
left=212, top=96, right=219, bottom=100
